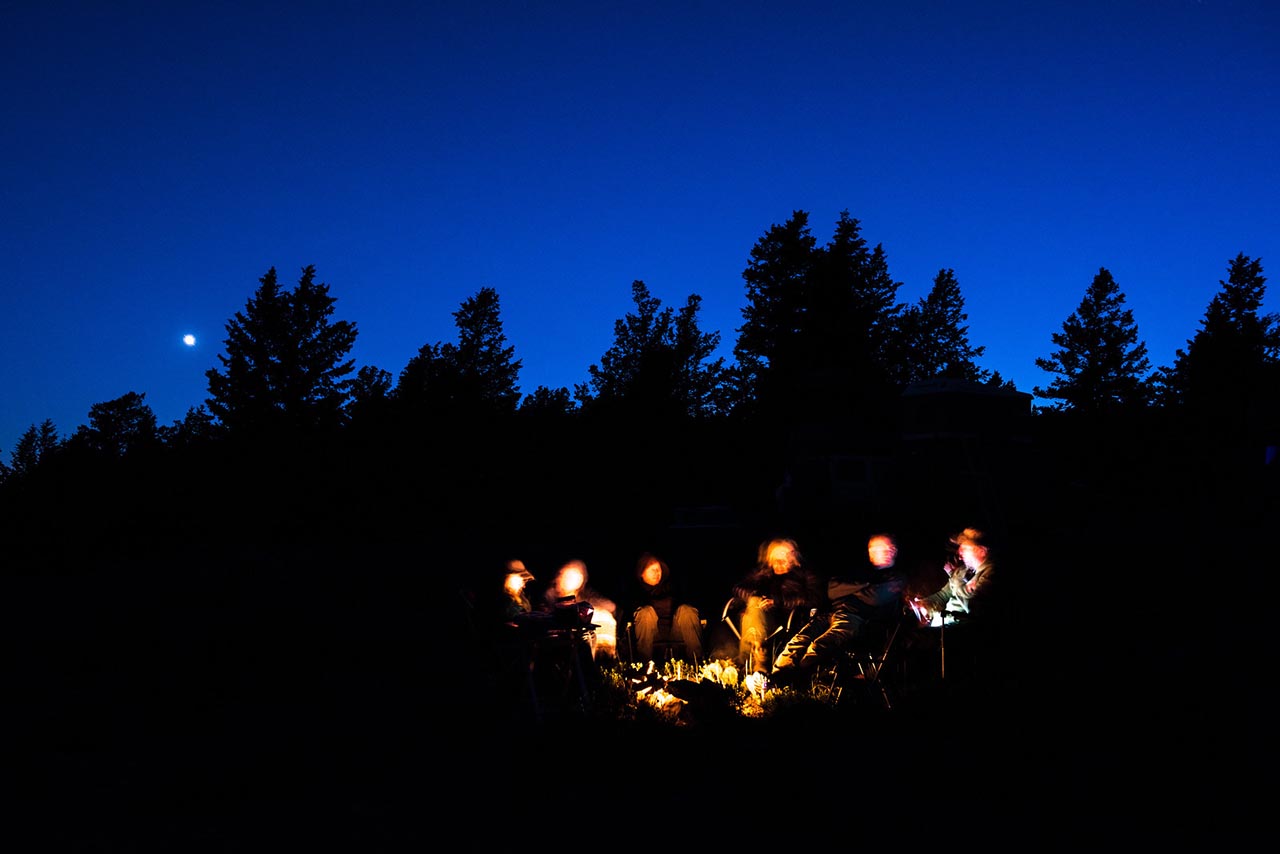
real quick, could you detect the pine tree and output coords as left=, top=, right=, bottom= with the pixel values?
left=1154, top=254, right=1280, bottom=425
left=1034, top=267, right=1152, bottom=414
left=898, top=268, right=990, bottom=386
left=205, top=265, right=358, bottom=435
left=7, top=419, right=60, bottom=479
left=576, top=280, right=726, bottom=419
left=731, top=211, right=817, bottom=416
left=731, top=210, right=906, bottom=421
left=450, top=286, right=522, bottom=416
left=814, top=210, right=904, bottom=397
left=394, top=286, right=521, bottom=420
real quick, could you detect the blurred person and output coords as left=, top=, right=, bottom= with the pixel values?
left=909, top=527, right=995, bottom=625
left=544, top=559, right=619, bottom=661
left=905, top=527, right=1002, bottom=689
left=773, top=531, right=908, bottom=678
left=729, top=537, right=822, bottom=675
left=627, top=552, right=703, bottom=663
left=500, top=559, right=535, bottom=620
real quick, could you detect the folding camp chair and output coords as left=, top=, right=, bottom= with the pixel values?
left=813, top=613, right=905, bottom=710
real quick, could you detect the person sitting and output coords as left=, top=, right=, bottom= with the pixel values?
left=499, top=559, right=536, bottom=620
left=909, top=527, right=995, bottom=626
left=729, top=537, right=822, bottom=676
left=906, top=527, right=1001, bottom=689
left=773, top=531, right=908, bottom=679
left=628, top=552, right=703, bottom=664
left=543, top=559, right=619, bottom=661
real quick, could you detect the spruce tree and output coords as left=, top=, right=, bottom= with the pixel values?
left=576, top=280, right=725, bottom=419
left=1154, top=253, right=1279, bottom=425
left=7, top=419, right=60, bottom=479
left=205, top=265, right=358, bottom=435
left=394, top=286, right=521, bottom=420
left=1034, top=267, right=1152, bottom=414
left=731, top=211, right=817, bottom=416
left=898, top=268, right=990, bottom=386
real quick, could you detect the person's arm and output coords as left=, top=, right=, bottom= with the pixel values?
left=952, top=562, right=993, bottom=603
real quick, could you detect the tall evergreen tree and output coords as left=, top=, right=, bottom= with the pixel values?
left=1154, top=253, right=1280, bottom=426
left=731, top=211, right=817, bottom=416
left=1034, top=267, right=1152, bottom=414
left=394, top=286, right=521, bottom=419
left=898, top=268, right=990, bottom=385
left=576, top=280, right=726, bottom=419
left=813, top=210, right=904, bottom=398
left=731, top=210, right=907, bottom=421
left=205, top=265, right=358, bottom=435
left=7, top=419, right=60, bottom=479
left=70, top=391, right=158, bottom=457
left=449, top=286, right=522, bottom=416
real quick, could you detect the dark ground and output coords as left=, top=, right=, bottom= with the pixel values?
left=8, top=521, right=1266, bottom=850
left=6, top=430, right=1273, bottom=848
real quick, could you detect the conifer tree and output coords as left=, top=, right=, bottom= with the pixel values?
left=1153, top=253, right=1280, bottom=425
left=731, top=211, right=817, bottom=416
left=1034, top=267, right=1152, bottom=414
left=205, top=265, right=358, bottom=435
left=576, top=280, right=725, bottom=419
left=395, top=286, right=521, bottom=419
left=7, top=419, right=60, bottom=479
left=898, top=268, right=991, bottom=386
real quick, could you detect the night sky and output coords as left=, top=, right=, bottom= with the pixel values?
left=4, top=0, right=1277, bottom=454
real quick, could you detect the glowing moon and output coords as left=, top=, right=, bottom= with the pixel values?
left=182, top=334, right=196, bottom=347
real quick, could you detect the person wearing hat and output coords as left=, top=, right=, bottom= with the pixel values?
left=500, top=559, right=536, bottom=620
left=911, top=527, right=995, bottom=624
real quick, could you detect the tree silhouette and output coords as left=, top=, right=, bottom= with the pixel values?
left=897, top=268, right=991, bottom=386
left=576, top=280, right=726, bottom=419
left=449, top=286, right=522, bottom=416
left=205, top=265, right=358, bottom=435
left=157, top=406, right=221, bottom=449
left=731, top=210, right=907, bottom=422
left=69, top=391, right=158, bottom=457
left=812, top=210, right=904, bottom=401
left=1153, top=253, right=1280, bottom=426
left=6, top=419, right=60, bottom=480
left=518, top=385, right=576, bottom=417
left=394, top=286, right=521, bottom=420
left=346, top=365, right=394, bottom=428
left=731, top=210, right=817, bottom=417
left=1033, top=267, right=1152, bottom=414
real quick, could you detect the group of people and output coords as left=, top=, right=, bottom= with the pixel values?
left=488, top=524, right=997, bottom=688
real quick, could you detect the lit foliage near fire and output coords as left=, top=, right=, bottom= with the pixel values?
left=595, top=658, right=838, bottom=727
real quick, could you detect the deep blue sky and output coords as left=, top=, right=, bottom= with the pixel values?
left=3, top=1, right=1277, bottom=456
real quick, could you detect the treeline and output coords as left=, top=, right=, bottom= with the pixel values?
left=1, top=210, right=1277, bottom=568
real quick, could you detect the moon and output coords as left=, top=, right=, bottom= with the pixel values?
left=183, top=334, right=196, bottom=347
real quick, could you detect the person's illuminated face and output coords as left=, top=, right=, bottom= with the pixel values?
left=958, top=543, right=986, bottom=569
left=641, top=561, right=662, bottom=587
left=558, top=562, right=585, bottom=595
left=766, top=541, right=798, bottom=574
left=868, top=536, right=897, bottom=569
left=504, top=573, right=525, bottom=596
